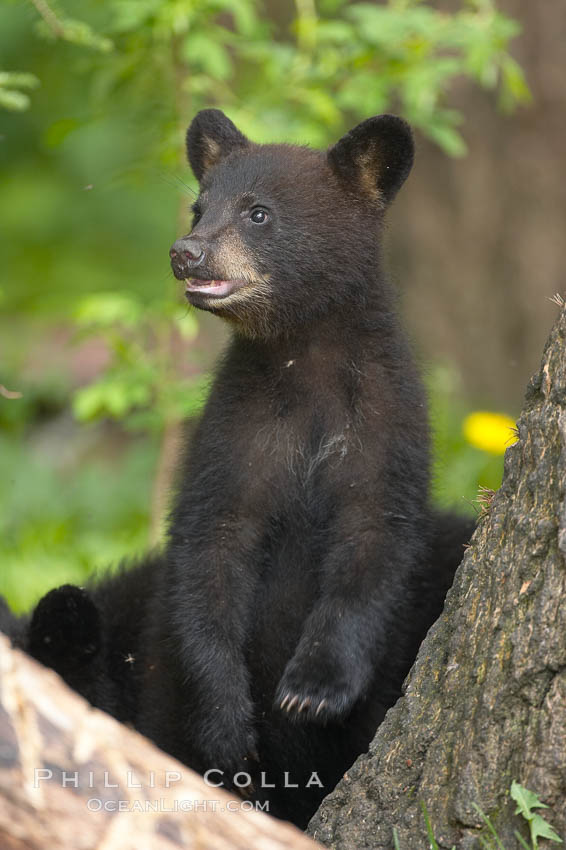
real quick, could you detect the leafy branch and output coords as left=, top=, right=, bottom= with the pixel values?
left=29, top=0, right=113, bottom=51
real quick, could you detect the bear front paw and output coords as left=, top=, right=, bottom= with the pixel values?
left=196, top=715, right=259, bottom=793
left=274, top=650, right=367, bottom=723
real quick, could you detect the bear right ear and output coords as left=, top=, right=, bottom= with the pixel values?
left=186, top=109, right=249, bottom=182
left=328, top=114, right=414, bottom=206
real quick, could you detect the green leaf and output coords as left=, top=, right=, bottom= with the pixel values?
left=511, top=782, right=550, bottom=817
left=0, top=71, right=40, bottom=89
left=425, top=123, right=468, bottom=158
left=500, top=55, right=532, bottom=109
left=511, top=782, right=562, bottom=850
left=0, top=88, right=31, bottom=111
left=73, top=376, right=152, bottom=422
left=530, top=816, right=562, bottom=848
left=0, top=70, right=40, bottom=112
left=73, top=382, right=108, bottom=421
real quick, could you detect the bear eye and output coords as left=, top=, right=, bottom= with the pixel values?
left=250, top=208, right=268, bottom=224
left=191, top=204, right=202, bottom=226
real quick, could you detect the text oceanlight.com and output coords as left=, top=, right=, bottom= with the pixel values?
left=85, top=798, right=269, bottom=813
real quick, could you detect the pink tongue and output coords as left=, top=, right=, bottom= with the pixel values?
left=185, top=280, right=235, bottom=297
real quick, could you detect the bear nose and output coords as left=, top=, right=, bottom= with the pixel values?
left=170, top=237, right=205, bottom=267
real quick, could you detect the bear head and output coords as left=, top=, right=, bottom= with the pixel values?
left=170, top=109, right=414, bottom=338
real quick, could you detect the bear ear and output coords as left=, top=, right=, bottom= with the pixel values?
left=328, top=114, right=414, bottom=206
left=28, top=585, right=101, bottom=670
left=186, top=109, right=249, bottom=182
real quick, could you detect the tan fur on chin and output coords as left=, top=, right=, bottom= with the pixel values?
left=207, top=277, right=274, bottom=339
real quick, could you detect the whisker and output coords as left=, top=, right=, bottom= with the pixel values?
left=157, top=171, right=197, bottom=198
left=174, top=175, right=197, bottom=197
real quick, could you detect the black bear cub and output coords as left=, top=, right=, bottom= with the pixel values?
left=0, top=110, right=475, bottom=830
left=152, top=109, right=433, bottom=824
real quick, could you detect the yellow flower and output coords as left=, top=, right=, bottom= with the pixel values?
left=463, top=411, right=518, bottom=455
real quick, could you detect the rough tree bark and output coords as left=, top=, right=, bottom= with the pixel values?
left=308, top=302, right=566, bottom=848
left=0, top=636, right=321, bottom=850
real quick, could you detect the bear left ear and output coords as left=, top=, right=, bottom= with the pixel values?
left=27, top=585, right=101, bottom=670
left=328, top=114, right=414, bottom=206
left=186, top=109, right=249, bottom=182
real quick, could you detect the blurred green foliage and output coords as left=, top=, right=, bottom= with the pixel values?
left=72, top=292, right=209, bottom=428
left=0, top=429, right=159, bottom=612
left=0, top=0, right=524, bottom=610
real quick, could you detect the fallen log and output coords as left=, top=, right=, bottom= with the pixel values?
left=0, top=635, right=321, bottom=850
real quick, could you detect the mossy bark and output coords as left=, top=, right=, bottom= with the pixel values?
left=308, top=305, right=566, bottom=849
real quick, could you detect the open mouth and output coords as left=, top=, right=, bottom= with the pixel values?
left=184, top=279, right=246, bottom=300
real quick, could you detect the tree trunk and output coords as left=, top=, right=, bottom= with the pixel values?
left=308, top=303, right=566, bottom=849
left=0, top=636, right=321, bottom=850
